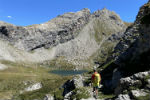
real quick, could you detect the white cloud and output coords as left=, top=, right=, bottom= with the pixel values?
left=7, top=16, right=12, bottom=19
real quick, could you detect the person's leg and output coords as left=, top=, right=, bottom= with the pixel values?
left=93, top=87, right=96, bottom=97
left=93, top=87, right=95, bottom=93
left=95, top=86, right=98, bottom=99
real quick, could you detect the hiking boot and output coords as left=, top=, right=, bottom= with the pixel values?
left=95, top=95, right=98, bottom=99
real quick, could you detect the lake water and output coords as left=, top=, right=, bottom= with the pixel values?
left=49, top=70, right=87, bottom=76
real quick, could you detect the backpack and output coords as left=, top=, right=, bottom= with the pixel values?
left=94, top=73, right=100, bottom=83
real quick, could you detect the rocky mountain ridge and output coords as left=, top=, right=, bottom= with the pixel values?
left=0, top=8, right=90, bottom=51
left=0, top=8, right=127, bottom=68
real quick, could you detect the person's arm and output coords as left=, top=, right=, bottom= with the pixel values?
left=99, top=74, right=101, bottom=83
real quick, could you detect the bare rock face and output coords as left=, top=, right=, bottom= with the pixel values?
left=0, top=8, right=91, bottom=51
left=131, top=89, right=148, bottom=98
left=115, top=94, right=131, bottom=100
left=115, top=70, right=150, bottom=95
left=111, top=0, right=150, bottom=75
left=43, top=94, right=54, bottom=100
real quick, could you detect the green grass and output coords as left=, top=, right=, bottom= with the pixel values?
left=98, top=92, right=115, bottom=99
left=70, top=87, right=90, bottom=100
left=93, top=18, right=119, bottom=44
left=0, top=60, right=72, bottom=100
left=144, top=75, right=150, bottom=83
left=43, top=56, right=76, bottom=70
left=135, top=94, right=150, bottom=100
left=100, top=60, right=114, bottom=70
left=54, top=88, right=64, bottom=100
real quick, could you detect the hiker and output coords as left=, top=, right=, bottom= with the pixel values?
left=91, top=68, right=101, bottom=99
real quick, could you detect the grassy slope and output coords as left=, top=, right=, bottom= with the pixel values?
left=0, top=61, right=72, bottom=100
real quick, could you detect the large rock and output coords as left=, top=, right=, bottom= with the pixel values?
left=25, top=82, right=42, bottom=92
left=43, top=94, right=54, bottom=100
left=0, top=63, right=7, bottom=70
left=115, top=70, right=150, bottom=95
left=131, top=89, right=148, bottom=98
left=111, top=68, right=122, bottom=89
left=62, top=75, right=85, bottom=96
left=133, top=71, right=149, bottom=80
left=115, top=94, right=131, bottom=100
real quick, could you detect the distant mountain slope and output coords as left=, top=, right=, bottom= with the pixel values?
left=0, top=8, right=91, bottom=51
left=0, top=8, right=127, bottom=68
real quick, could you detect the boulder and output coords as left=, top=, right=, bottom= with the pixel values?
left=115, top=94, right=131, bottom=100
left=133, top=71, right=149, bottom=80
left=25, top=82, right=42, bottom=92
left=62, top=75, right=84, bottom=96
left=43, top=94, right=54, bottom=100
left=114, top=71, right=150, bottom=95
left=112, top=68, right=122, bottom=89
left=0, top=63, right=7, bottom=70
left=131, top=89, right=148, bottom=98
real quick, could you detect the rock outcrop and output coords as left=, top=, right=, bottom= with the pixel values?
left=24, top=82, right=42, bottom=92
left=113, top=0, right=150, bottom=75
left=99, top=1, right=150, bottom=99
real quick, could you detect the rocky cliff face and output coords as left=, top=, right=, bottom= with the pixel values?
left=113, top=0, right=150, bottom=75
left=98, top=1, right=150, bottom=99
left=0, top=8, right=90, bottom=51
left=0, top=8, right=127, bottom=67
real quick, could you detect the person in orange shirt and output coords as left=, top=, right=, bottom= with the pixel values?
left=91, top=68, right=101, bottom=99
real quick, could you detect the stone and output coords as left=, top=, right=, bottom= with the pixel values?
left=62, top=75, right=85, bottom=97
left=131, top=89, right=148, bottom=98
left=25, top=83, right=42, bottom=92
left=115, top=94, right=131, bottom=100
left=0, top=63, right=7, bottom=70
left=114, top=71, right=149, bottom=95
left=73, top=75, right=84, bottom=88
left=43, top=94, right=54, bottom=100
left=147, top=79, right=150, bottom=84
left=112, top=68, right=122, bottom=89
left=64, top=91, right=73, bottom=99
left=133, top=72, right=149, bottom=80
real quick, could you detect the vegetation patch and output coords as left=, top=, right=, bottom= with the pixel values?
left=70, top=87, right=90, bottom=100
left=0, top=60, right=72, bottom=100
left=135, top=94, right=150, bottom=100
left=98, top=92, right=115, bottom=99
left=43, top=56, right=76, bottom=70
left=54, top=88, right=64, bottom=100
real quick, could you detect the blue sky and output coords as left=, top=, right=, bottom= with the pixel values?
left=0, top=0, right=148, bottom=26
